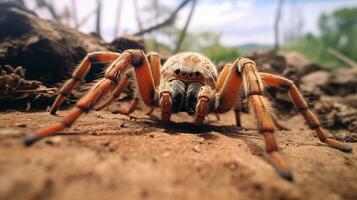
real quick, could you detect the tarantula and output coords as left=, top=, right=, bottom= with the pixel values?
left=24, top=50, right=352, bottom=181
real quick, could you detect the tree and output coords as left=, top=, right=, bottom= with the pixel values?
left=319, top=8, right=357, bottom=61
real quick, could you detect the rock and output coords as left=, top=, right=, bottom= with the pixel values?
left=283, top=51, right=321, bottom=76
left=343, top=95, right=357, bottom=109
left=300, top=70, right=330, bottom=94
left=0, top=64, right=58, bottom=110
left=321, top=68, right=357, bottom=96
left=0, top=3, right=147, bottom=86
left=193, top=145, right=201, bottom=153
left=0, top=2, right=115, bottom=84
left=314, top=96, right=357, bottom=132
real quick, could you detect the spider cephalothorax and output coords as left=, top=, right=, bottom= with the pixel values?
left=24, top=50, right=352, bottom=181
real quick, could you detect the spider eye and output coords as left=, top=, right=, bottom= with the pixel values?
left=194, top=71, right=201, bottom=77
left=189, top=72, right=193, bottom=77
left=174, top=68, right=180, bottom=74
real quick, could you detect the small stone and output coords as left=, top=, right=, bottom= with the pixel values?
left=193, top=145, right=201, bottom=153
left=149, top=133, right=155, bottom=138
left=119, top=122, right=127, bottom=128
left=17, top=123, right=27, bottom=128
left=45, top=136, right=62, bottom=146
left=163, top=152, right=170, bottom=157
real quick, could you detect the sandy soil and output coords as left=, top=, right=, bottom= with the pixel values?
left=0, top=107, right=356, bottom=200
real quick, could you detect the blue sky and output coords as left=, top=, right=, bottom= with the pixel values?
left=26, top=0, right=357, bottom=46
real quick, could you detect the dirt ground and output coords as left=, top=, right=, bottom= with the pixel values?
left=0, top=106, right=356, bottom=200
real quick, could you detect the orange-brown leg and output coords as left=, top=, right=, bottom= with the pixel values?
left=233, top=95, right=242, bottom=127
left=216, top=58, right=293, bottom=180
left=112, top=94, right=140, bottom=115
left=25, top=50, right=157, bottom=146
left=147, top=52, right=161, bottom=87
left=261, top=73, right=352, bottom=152
left=158, top=80, right=186, bottom=122
left=195, top=86, right=216, bottom=125
left=50, top=52, right=120, bottom=115
left=216, top=63, right=242, bottom=113
left=238, top=58, right=292, bottom=180
left=94, top=73, right=130, bottom=111
left=271, top=114, right=290, bottom=131
left=216, top=63, right=232, bottom=92
left=217, top=64, right=244, bottom=127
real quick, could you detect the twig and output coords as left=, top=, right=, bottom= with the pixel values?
left=95, top=0, right=102, bottom=35
left=328, top=48, right=357, bottom=68
left=44, top=0, right=61, bottom=21
left=71, top=0, right=79, bottom=27
left=76, top=9, right=96, bottom=29
left=132, top=0, right=191, bottom=36
left=174, top=0, right=196, bottom=53
left=113, top=0, right=124, bottom=37
left=274, top=0, right=284, bottom=51
left=133, top=0, right=143, bottom=31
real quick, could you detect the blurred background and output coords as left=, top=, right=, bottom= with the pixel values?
left=4, top=0, right=357, bottom=68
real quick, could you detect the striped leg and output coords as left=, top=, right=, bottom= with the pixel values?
left=112, top=94, right=140, bottom=115
left=233, top=96, right=242, bottom=127
left=25, top=50, right=157, bottom=146
left=194, top=85, right=216, bottom=126
left=96, top=52, right=161, bottom=114
left=261, top=73, right=352, bottom=153
left=94, top=73, right=130, bottom=111
left=147, top=52, right=161, bottom=87
left=50, top=52, right=120, bottom=115
left=237, top=58, right=293, bottom=181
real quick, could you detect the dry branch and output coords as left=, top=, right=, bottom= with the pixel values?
left=174, top=0, right=196, bottom=53
left=274, top=0, right=284, bottom=51
left=133, top=0, right=143, bottom=31
left=132, top=0, right=191, bottom=36
left=327, top=48, right=357, bottom=68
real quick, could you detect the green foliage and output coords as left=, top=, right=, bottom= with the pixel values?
left=285, top=7, right=357, bottom=69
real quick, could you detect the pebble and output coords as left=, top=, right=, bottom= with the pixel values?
left=17, top=123, right=27, bottom=128
left=193, top=145, right=201, bottom=153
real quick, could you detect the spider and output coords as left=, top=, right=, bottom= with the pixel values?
left=24, top=50, right=352, bottom=181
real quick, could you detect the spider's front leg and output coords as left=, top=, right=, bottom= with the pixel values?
left=24, top=50, right=157, bottom=146
left=50, top=51, right=120, bottom=115
left=261, top=73, right=352, bottom=153
left=96, top=52, right=161, bottom=115
left=215, top=58, right=293, bottom=181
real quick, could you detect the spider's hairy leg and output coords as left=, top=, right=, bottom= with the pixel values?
left=98, top=52, right=162, bottom=114
left=261, top=73, right=352, bottom=153
left=159, top=80, right=185, bottom=122
left=147, top=52, right=161, bottom=87
left=216, top=63, right=232, bottom=91
left=238, top=58, right=293, bottom=181
left=215, top=63, right=242, bottom=113
left=24, top=50, right=157, bottom=146
left=216, top=63, right=243, bottom=127
left=194, top=85, right=216, bottom=126
left=233, top=96, right=242, bottom=127
left=94, top=73, right=130, bottom=111
left=50, top=51, right=120, bottom=115
left=112, top=93, right=140, bottom=115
